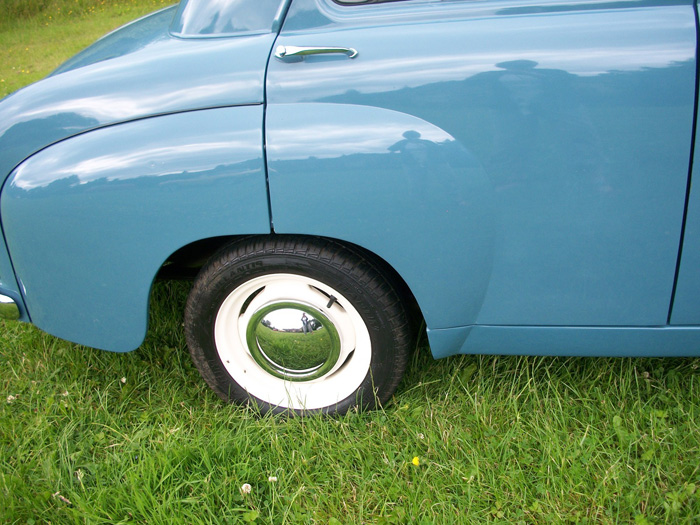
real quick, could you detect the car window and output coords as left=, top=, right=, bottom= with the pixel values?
left=171, top=0, right=284, bottom=37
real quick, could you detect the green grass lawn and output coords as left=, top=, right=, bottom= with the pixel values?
left=0, top=0, right=174, bottom=98
left=2, top=4, right=700, bottom=523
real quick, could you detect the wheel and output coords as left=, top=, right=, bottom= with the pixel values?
left=184, top=236, right=413, bottom=415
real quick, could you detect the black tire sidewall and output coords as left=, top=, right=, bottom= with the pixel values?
left=185, top=246, right=404, bottom=415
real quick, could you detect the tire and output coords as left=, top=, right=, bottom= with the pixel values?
left=184, top=236, right=413, bottom=415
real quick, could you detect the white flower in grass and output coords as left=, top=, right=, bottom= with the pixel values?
left=120, top=377, right=127, bottom=384
left=6, top=395, right=16, bottom=403
left=240, top=483, right=252, bottom=495
left=268, top=476, right=278, bottom=482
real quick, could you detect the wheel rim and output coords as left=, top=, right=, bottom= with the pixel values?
left=214, top=274, right=372, bottom=410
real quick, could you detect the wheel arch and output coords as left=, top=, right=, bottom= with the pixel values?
left=266, top=102, right=496, bottom=332
left=157, top=233, right=425, bottom=330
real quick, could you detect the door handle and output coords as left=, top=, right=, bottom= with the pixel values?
left=274, top=45, right=358, bottom=60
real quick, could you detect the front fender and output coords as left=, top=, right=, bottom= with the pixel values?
left=1, top=106, right=270, bottom=351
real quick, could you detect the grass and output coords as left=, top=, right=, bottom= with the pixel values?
left=0, top=0, right=175, bottom=98
left=2, top=4, right=700, bottom=524
left=3, top=286, right=700, bottom=523
left=255, top=324, right=333, bottom=371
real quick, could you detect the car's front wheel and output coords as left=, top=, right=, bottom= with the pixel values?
left=184, top=236, right=413, bottom=415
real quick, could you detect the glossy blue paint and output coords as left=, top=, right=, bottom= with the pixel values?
left=267, top=0, right=696, bottom=335
left=429, top=325, right=700, bottom=359
left=669, top=0, right=700, bottom=325
left=0, top=242, right=21, bottom=305
left=0, top=0, right=697, bottom=362
left=53, top=6, right=177, bottom=75
left=0, top=3, right=277, bottom=325
left=671, top=119, right=700, bottom=325
left=281, top=0, right=693, bottom=32
left=1, top=107, right=270, bottom=351
left=266, top=103, right=495, bottom=330
left=0, top=7, right=273, bottom=186
left=171, top=0, right=285, bottom=37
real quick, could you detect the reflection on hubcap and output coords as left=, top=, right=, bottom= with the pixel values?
left=246, top=302, right=340, bottom=381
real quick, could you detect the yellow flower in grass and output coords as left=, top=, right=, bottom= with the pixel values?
left=412, top=456, right=420, bottom=466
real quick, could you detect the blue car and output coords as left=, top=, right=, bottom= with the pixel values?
left=0, top=0, right=698, bottom=414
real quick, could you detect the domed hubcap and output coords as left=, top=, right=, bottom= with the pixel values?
left=246, top=303, right=341, bottom=381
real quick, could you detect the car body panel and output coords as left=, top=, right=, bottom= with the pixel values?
left=266, top=103, right=495, bottom=330
left=671, top=125, right=700, bottom=326
left=52, top=6, right=178, bottom=75
left=1, top=106, right=269, bottom=351
left=0, top=8, right=273, bottom=187
left=0, top=0, right=698, bottom=359
left=267, top=0, right=696, bottom=337
left=429, top=325, right=700, bottom=359
left=171, top=0, right=289, bottom=37
left=0, top=3, right=278, bottom=331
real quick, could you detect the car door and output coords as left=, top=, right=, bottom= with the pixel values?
left=671, top=111, right=700, bottom=325
left=265, top=0, right=696, bottom=333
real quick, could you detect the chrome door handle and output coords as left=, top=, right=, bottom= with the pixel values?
left=274, top=45, right=358, bottom=60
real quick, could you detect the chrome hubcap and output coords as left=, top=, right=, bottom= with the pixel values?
left=214, top=273, right=372, bottom=410
left=246, top=303, right=341, bottom=381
